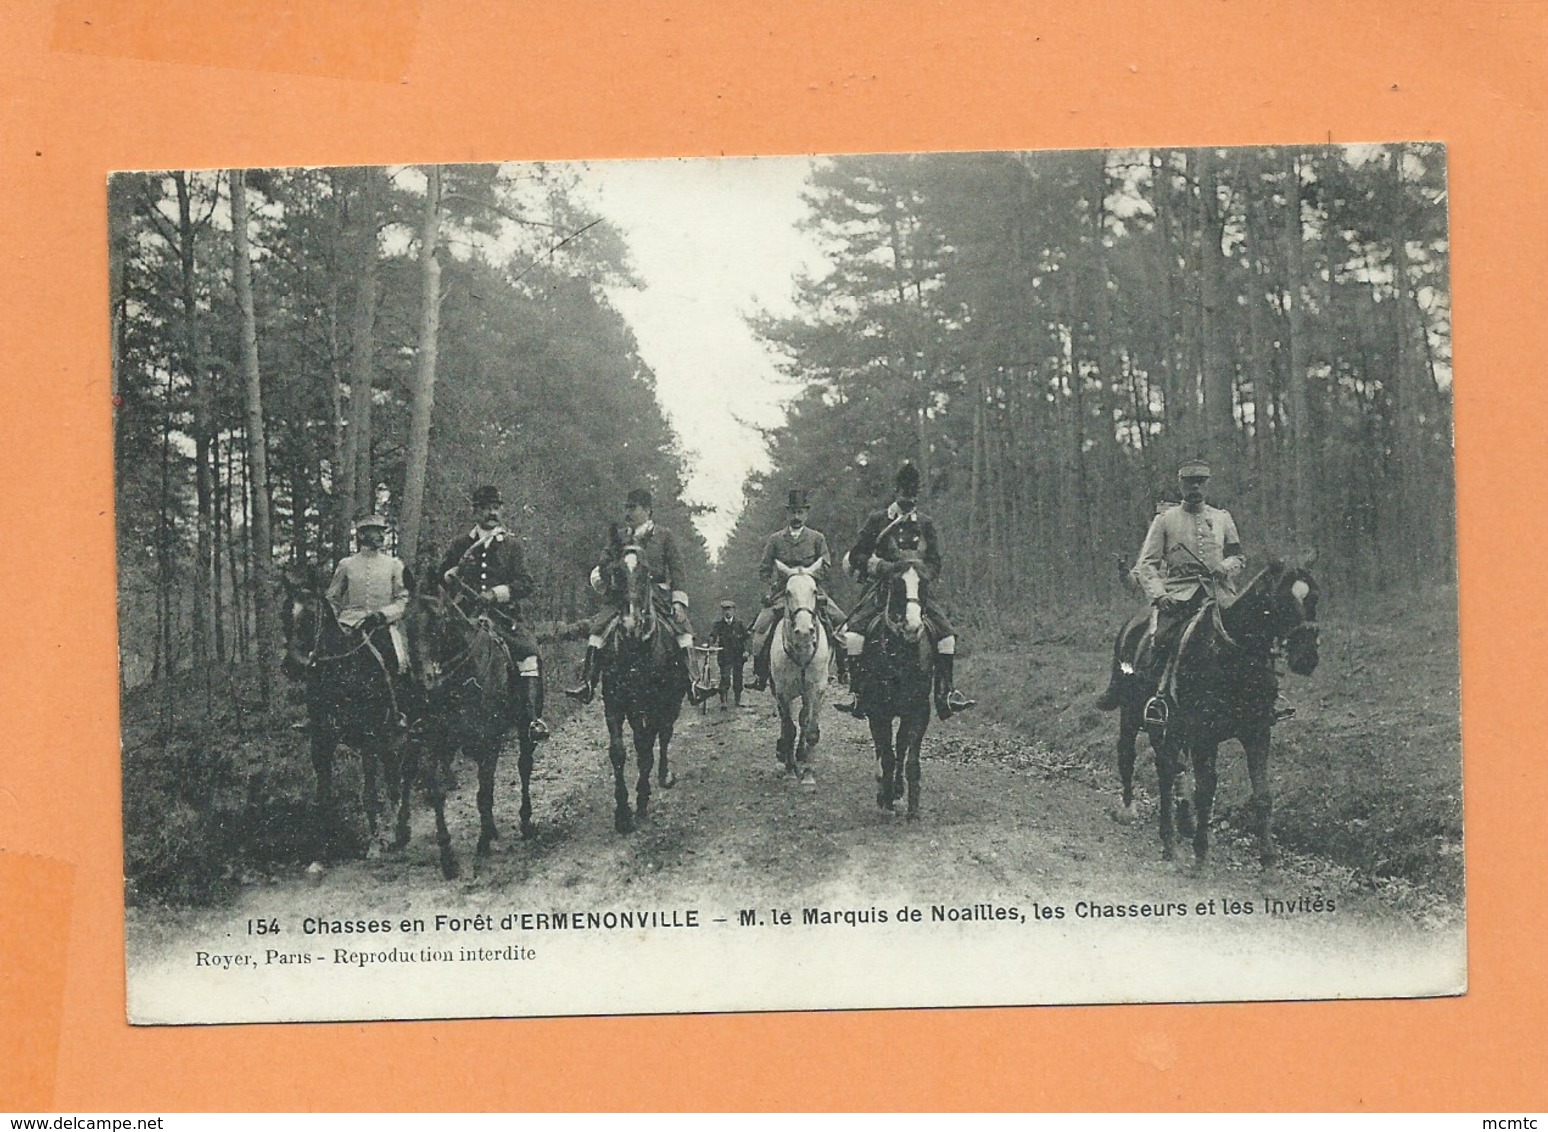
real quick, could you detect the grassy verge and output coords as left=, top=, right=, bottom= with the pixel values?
left=954, top=584, right=1464, bottom=901
left=121, top=640, right=587, bottom=906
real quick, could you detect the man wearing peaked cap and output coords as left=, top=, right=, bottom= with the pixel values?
left=746, top=487, right=847, bottom=693
left=565, top=486, right=711, bottom=705
left=1096, top=456, right=1246, bottom=718
left=438, top=485, right=549, bottom=741
left=326, top=513, right=412, bottom=722
left=836, top=462, right=976, bottom=721
left=705, top=598, right=751, bottom=708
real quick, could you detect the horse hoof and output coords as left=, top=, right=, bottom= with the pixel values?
left=441, top=855, right=461, bottom=880
left=305, top=861, right=326, bottom=883
left=659, top=774, right=676, bottom=789
left=906, top=809, right=920, bottom=821
left=616, top=813, right=634, bottom=834
left=521, top=821, right=536, bottom=841
left=800, top=770, right=816, bottom=787
left=476, top=839, right=493, bottom=858
left=1161, top=845, right=1175, bottom=862
left=1111, top=804, right=1136, bottom=825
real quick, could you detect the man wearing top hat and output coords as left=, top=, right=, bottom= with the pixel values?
left=1096, top=456, right=1245, bottom=712
left=833, top=462, right=976, bottom=721
left=705, top=598, right=750, bottom=708
left=746, top=487, right=847, bottom=693
left=564, top=487, right=711, bottom=705
left=326, top=512, right=412, bottom=713
left=438, top=485, right=549, bottom=740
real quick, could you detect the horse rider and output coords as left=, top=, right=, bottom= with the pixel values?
left=746, top=488, right=847, bottom=693
left=833, top=461, right=977, bottom=722
left=1096, top=457, right=1245, bottom=719
left=564, top=488, right=714, bottom=705
left=437, top=484, right=550, bottom=741
left=705, top=598, right=750, bottom=708
left=325, top=512, right=413, bottom=725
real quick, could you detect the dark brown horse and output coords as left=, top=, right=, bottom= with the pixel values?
left=280, top=575, right=414, bottom=871
left=858, top=543, right=936, bottom=819
left=1103, top=554, right=1321, bottom=865
left=403, top=590, right=538, bottom=879
left=596, top=539, right=687, bottom=833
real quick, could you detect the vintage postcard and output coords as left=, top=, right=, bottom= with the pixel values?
left=116, top=146, right=1463, bottom=1024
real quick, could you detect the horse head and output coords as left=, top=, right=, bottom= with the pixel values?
left=1230, top=551, right=1321, bottom=676
left=609, top=542, right=657, bottom=640
left=780, top=569, right=821, bottom=663
left=877, top=517, right=927, bottom=638
left=405, top=591, right=455, bottom=692
left=280, top=572, right=327, bottom=681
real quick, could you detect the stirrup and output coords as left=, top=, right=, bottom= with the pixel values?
left=1143, top=695, right=1170, bottom=728
left=1272, top=702, right=1297, bottom=723
left=563, top=683, right=594, bottom=704
left=528, top=718, right=550, bottom=741
left=834, top=696, right=864, bottom=718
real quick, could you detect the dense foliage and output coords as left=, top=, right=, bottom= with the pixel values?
left=717, top=146, right=1453, bottom=626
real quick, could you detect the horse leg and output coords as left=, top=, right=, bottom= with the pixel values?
left=607, top=702, right=633, bottom=834
left=797, top=689, right=818, bottom=786
left=475, top=743, right=499, bottom=857
left=1115, top=706, right=1140, bottom=824
left=423, top=746, right=459, bottom=880
left=517, top=734, right=536, bottom=840
left=391, top=738, right=414, bottom=851
left=1190, top=742, right=1219, bottom=867
left=362, top=746, right=387, bottom=859
left=903, top=709, right=927, bottom=819
left=1156, top=735, right=1181, bottom=861
left=1243, top=728, right=1278, bottom=865
left=632, top=720, right=655, bottom=821
left=308, top=725, right=337, bottom=870
left=777, top=704, right=797, bottom=775
left=657, top=718, right=676, bottom=789
left=870, top=715, right=896, bottom=810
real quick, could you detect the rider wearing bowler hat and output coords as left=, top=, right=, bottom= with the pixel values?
left=746, top=487, right=846, bottom=693
left=564, top=487, right=712, bottom=705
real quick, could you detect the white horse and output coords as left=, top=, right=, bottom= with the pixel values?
left=769, top=564, right=831, bottom=785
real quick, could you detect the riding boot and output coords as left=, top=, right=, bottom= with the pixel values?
left=934, top=654, right=976, bottom=721
left=681, top=649, right=709, bottom=705
left=834, top=664, right=866, bottom=718
left=526, top=671, right=550, bottom=741
left=563, top=646, right=599, bottom=704
left=748, top=647, right=770, bottom=692
left=1095, top=653, right=1126, bottom=711
left=834, top=646, right=850, bottom=687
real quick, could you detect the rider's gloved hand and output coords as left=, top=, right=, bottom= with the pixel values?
left=1153, top=594, right=1181, bottom=613
left=361, top=611, right=388, bottom=631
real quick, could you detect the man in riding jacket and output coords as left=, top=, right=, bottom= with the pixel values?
left=746, top=488, right=847, bottom=693
left=706, top=598, right=750, bottom=708
left=437, top=485, right=549, bottom=741
left=1096, top=457, right=1245, bottom=715
left=833, top=462, right=977, bottom=722
left=326, top=513, right=412, bottom=715
left=564, top=487, right=712, bottom=705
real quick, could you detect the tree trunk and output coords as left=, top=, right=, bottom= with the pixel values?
left=1280, top=149, right=1311, bottom=543
left=230, top=169, right=276, bottom=705
left=174, top=172, right=217, bottom=693
left=1196, top=148, right=1235, bottom=484
left=346, top=167, right=380, bottom=529
left=398, top=164, right=443, bottom=564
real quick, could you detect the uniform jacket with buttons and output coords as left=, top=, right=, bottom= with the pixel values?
left=438, top=526, right=534, bottom=608
left=326, top=548, right=409, bottom=629
left=846, top=503, right=943, bottom=585
left=593, top=520, right=685, bottom=594
left=1131, top=503, right=1245, bottom=602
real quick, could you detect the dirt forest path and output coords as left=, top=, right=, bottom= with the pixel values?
left=126, top=675, right=1465, bottom=1021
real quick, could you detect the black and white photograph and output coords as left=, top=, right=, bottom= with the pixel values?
left=115, top=147, right=1464, bottom=1024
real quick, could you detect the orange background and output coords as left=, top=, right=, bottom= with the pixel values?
left=1, top=0, right=1544, bottom=1112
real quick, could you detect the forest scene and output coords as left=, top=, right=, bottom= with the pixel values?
left=113, top=146, right=1460, bottom=925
